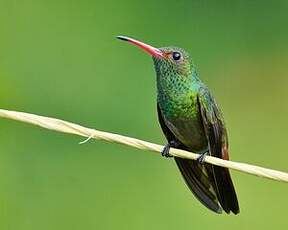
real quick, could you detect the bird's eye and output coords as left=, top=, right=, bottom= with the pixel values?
left=172, top=52, right=181, bottom=61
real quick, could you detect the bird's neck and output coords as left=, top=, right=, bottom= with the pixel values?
left=156, top=70, right=200, bottom=118
left=156, top=67, right=200, bottom=96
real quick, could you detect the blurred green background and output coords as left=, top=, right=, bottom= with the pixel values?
left=0, top=0, right=288, bottom=229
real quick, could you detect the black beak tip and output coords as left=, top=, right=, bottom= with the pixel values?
left=116, top=35, right=129, bottom=41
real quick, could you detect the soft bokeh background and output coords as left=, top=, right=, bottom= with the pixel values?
left=0, top=0, right=288, bottom=229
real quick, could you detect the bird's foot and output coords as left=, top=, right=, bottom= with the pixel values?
left=161, top=140, right=178, bottom=158
left=161, top=143, right=171, bottom=157
left=196, top=150, right=209, bottom=164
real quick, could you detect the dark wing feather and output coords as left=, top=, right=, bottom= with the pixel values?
left=197, top=89, right=239, bottom=214
left=157, top=104, right=222, bottom=214
left=174, top=158, right=222, bottom=213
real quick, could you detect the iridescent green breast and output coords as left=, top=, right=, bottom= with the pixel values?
left=157, top=84, right=199, bottom=119
left=157, top=85, right=208, bottom=152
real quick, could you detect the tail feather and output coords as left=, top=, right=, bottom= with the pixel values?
left=213, top=166, right=239, bottom=214
left=175, top=157, right=222, bottom=214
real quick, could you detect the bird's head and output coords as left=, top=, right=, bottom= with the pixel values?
left=117, top=36, right=194, bottom=79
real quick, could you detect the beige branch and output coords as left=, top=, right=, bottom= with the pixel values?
left=0, top=108, right=287, bottom=183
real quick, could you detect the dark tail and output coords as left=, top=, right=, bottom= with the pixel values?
left=174, top=157, right=222, bottom=214
left=212, top=165, right=239, bottom=214
left=175, top=157, right=239, bottom=214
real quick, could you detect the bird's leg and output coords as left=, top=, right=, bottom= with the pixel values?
left=161, top=140, right=179, bottom=158
left=196, top=149, right=209, bottom=164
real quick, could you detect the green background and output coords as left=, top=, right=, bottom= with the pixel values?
left=0, top=0, right=288, bottom=229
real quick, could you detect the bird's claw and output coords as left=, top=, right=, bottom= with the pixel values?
left=196, top=151, right=209, bottom=164
left=161, top=143, right=173, bottom=158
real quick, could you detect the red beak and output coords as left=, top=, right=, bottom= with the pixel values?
left=117, top=35, right=164, bottom=58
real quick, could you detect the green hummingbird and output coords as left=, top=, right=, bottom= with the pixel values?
left=117, top=35, right=239, bottom=214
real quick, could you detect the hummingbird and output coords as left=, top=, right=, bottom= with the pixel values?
left=117, top=35, right=239, bottom=214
